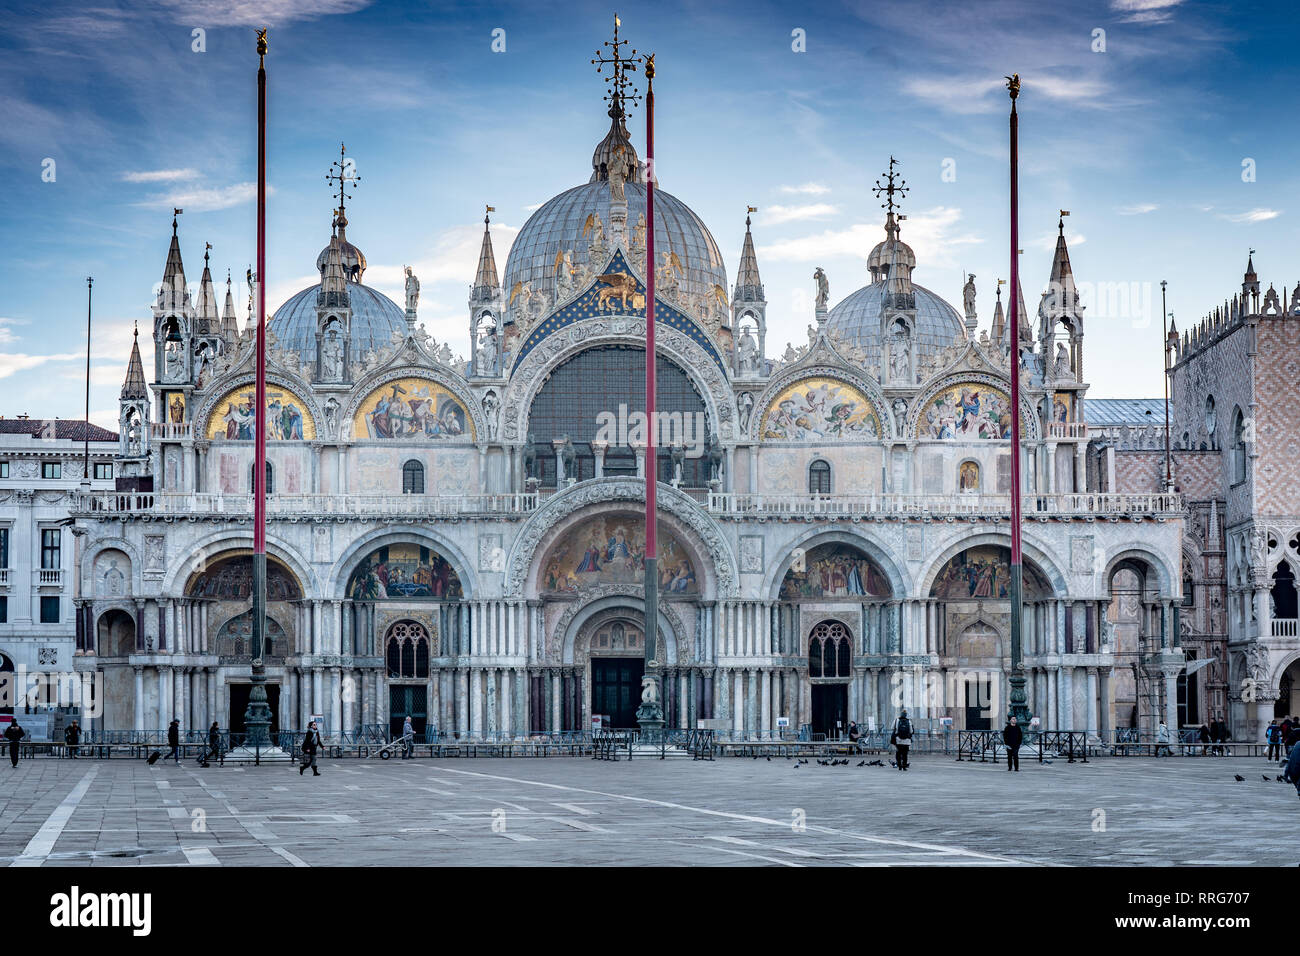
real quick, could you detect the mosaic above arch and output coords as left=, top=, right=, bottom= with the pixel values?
left=779, top=543, right=891, bottom=599
left=352, top=377, right=474, bottom=441
left=347, top=543, right=464, bottom=600
left=204, top=383, right=315, bottom=441
left=916, top=382, right=1017, bottom=440
left=186, top=552, right=302, bottom=601
left=760, top=377, right=881, bottom=441
left=541, top=514, right=698, bottom=595
left=930, top=546, right=1050, bottom=600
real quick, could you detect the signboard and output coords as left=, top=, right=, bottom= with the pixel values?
left=590, top=715, right=607, bottom=733
left=776, top=716, right=789, bottom=728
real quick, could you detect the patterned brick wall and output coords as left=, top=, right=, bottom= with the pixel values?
left=1253, top=318, right=1300, bottom=517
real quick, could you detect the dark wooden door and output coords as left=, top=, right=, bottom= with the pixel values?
left=591, top=657, right=644, bottom=728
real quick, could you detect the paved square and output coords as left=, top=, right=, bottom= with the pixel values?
left=1, top=754, right=1296, bottom=867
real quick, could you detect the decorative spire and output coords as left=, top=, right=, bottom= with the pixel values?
left=991, top=279, right=1007, bottom=345
left=196, top=242, right=219, bottom=331
left=733, top=206, right=764, bottom=302
left=159, top=208, right=187, bottom=310
left=1043, top=210, right=1078, bottom=319
left=1245, top=248, right=1257, bottom=281
left=473, top=205, right=500, bottom=297
left=318, top=212, right=349, bottom=308
left=589, top=15, right=647, bottom=185
left=591, top=14, right=642, bottom=121
left=121, top=322, right=148, bottom=400
left=222, top=269, right=239, bottom=340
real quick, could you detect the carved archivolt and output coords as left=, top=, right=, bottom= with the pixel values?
left=747, top=362, right=893, bottom=442
left=499, top=317, right=738, bottom=443
left=341, top=362, right=486, bottom=443
left=552, top=588, right=689, bottom=665
left=503, top=477, right=738, bottom=598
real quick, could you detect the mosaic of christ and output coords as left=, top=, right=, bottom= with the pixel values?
left=761, top=378, right=880, bottom=441
left=542, top=516, right=697, bottom=594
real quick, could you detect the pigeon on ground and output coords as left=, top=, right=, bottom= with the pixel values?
left=1263, top=775, right=1271, bottom=782
left=766, top=757, right=771, bottom=762
left=889, top=760, right=897, bottom=768
left=1277, top=775, right=1286, bottom=782
left=857, top=760, right=866, bottom=767
left=1234, top=774, right=1245, bottom=781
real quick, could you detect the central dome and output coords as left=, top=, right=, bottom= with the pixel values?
left=826, top=281, right=966, bottom=371
left=503, top=182, right=727, bottom=316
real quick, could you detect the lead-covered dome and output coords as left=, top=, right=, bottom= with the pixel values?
left=826, top=281, right=965, bottom=372
left=271, top=283, right=407, bottom=363
left=503, top=110, right=727, bottom=315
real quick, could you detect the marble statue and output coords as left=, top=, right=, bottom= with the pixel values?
left=405, top=266, right=420, bottom=313
left=737, top=325, right=759, bottom=374
left=963, top=273, right=977, bottom=318
left=738, top=392, right=754, bottom=433
left=483, top=390, right=499, bottom=440
left=814, top=267, right=829, bottom=310
left=523, top=433, right=538, bottom=480
left=321, top=328, right=344, bottom=381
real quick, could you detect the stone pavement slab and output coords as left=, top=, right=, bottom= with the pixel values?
left=1, top=752, right=1296, bottom=867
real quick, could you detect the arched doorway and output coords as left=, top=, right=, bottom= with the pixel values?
left=96, top=608, right=136, bottom=657
left=587, top=618, right=645, bottom=729
left=1277, top=657, right=1299, bottom=719
left=808, top=620, right=852, bottom=737
left=1271, top=562, right=1297, bottom=621
left=385, top=621, right=431, bottom=739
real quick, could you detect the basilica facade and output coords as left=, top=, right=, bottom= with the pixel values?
left=68, top=88, right=1191, bottom=743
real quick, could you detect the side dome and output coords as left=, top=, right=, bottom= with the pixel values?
left=270, top=283, right=407, bottom=364
left=826, top=282, right=966, bottom=371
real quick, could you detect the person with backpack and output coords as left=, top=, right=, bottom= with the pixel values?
left=1002, top=715, right=1023, bottom=772
left=300, top=721, right=323, bottom=777
left=64, top=719, right=80, bottom=758
left=1266, top=720, right=1282, bottom=762
left=891, top=710, right=913, bottom=770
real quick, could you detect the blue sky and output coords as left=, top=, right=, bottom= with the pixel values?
left=2, top=0, right=1298, bottom=428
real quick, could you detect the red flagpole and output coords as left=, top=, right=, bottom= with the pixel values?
left=255, top=34, right=268, bottom=559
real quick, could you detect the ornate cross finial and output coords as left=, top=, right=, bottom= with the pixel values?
left=592, top=13, right=641, bottom=118
left=485, top=204, right=495, bottom=224
left=872, top=156, right=909, bottom=215
left=325, top=141, right=360, bottom=221
left=1006, top=73, right=1020, bottom=101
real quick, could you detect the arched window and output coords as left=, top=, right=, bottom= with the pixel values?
left=808, top=621, right=852, bottom=678
left=250, top=461, right=273, bottom=495
left=808, top=459, right=831, bottom=494
left=386, top=621, right=431, bottom=678
left=402, top=459, right=425, bottom=494
left=1271, top=562, right=1298, bottom=620
left=1232, top=408, right=1247, bottom=484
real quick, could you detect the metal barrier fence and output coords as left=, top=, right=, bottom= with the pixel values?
left=956, top=730, right=1088, bottom=763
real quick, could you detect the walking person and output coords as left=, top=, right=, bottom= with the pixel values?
left=166, top=718, right=181, bottom=765
left=4, top=719, right=23, bottom=768
left=299, top=721, right=323, bottom=776
left=1266, top=720, right=1282, bottom=762
left=64, top=719, right=80, bottom=759
left=1003, top=715, right=1023, bottom=772
left=402, top=715, right=414, bottom=759
left=1155, top=721, right=1173, bottom=757
left=891, top=709, right=913, bottom=771
left=204, top=721, right=221, bottom=766
left=1286, top=730, right=1300, bottom=803
left=1210, top=715, right=1229, bottom=756
left=1197, top=723, right=1211, bottom=757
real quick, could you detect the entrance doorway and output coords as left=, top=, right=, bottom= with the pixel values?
left=390, top=685, right=428, bottom=740
left=811, top=684, right=848, bottom=737
left=964, top=677, right=992, bottom=730
left=228, top=683, right=281, bottom=736
left=591, top=657, right=644, bottom=728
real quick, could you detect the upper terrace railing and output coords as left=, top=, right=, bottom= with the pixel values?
left=706, top=491, right=1183, bottom=519
left=71, top=491, right=540, bottom=519
left=1047, top=422, right=1089, bottom=440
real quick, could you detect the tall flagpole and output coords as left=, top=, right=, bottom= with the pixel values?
left=83, top=277, right=93, bottom=481
left=638, top=50, right=665, bottom=738
left=1006, top=74, right=1030, bottom=726
left=245, top=27, right=273, bottom=755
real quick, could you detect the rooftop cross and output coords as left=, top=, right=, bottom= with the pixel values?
left=872, top=156, right=909, bottom=216
left=591, top=13, right=641, bottom=118
left=325, top=141, right=360, bottom=223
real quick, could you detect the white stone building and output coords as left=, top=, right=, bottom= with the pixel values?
left=67, top=79, right=1187, bottom=742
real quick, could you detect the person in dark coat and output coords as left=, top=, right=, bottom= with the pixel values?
left=1209, top=715, right=1229, bottom=756
left=891, top=710, right=913, bottom=770
left=64, top=719, right=80, bottom=758
left=1286, top=734, right=1300, bottom=802
left=1266, top=720, right=1282, bottom=762
left=166, top=719, right=181, bottom=764
left=300, top=721, right=323, bottom=776
left=4, top=720, right=23, bottom=767
left=1197, top=724, right=1211, bottom=756
left=205, top=722, right=221, bottom=765
left=1002, top=716, right=1023, bottom=771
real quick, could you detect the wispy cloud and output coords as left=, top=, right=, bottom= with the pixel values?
left=1031, top=230, right=1088, bottom=251
left=0, top=352, right=85, bottom=380
left=1118, top=203, right=1158, bottom=215
left=778, top=183, right=830, bottom=196
left=0, top=317, right=27, bottom=346
left=155, top=0, right=372, bottom=26
left=135, top=182, right=261, bottom=212
left=757, top=207, right=983, bottom=275
left=1221, top=208, right=1280, bottom=224
left=122, top=168, right=200, bottom=183
left=762, top=203, right=838, bottom=226
left=1111, top=0, right=1185, bottom=24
